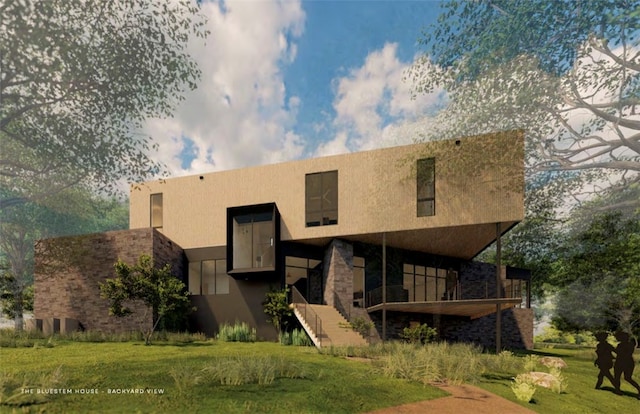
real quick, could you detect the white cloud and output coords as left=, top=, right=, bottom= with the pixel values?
left=144, top=0, right=306, bottom=176
left=316, top=43, right=442, bottom=157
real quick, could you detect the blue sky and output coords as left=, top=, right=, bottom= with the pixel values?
left=144, top=0, right=446, bottom=176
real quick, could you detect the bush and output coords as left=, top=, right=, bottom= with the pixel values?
left=350, top=317, right=374, bottom=338
left=511, top=373, right=537, bottom=402
left=482, top=350, right=523, bottom=375
left=534, top=326, right=596, bottom=346
left=399, top=324, right=437, bottom=344
left=217, top=322, right=256, bottom=342
left=201, top=356, right=306, bottom=386
left=374, top=342, right=484, bottom=385
left=280, top=328, right=312, bottom=346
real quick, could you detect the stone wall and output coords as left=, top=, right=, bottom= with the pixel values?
left=368, top=308, right=533, bottom=350
left=34, top=228, right=185, bottom=333
left=322, top=239, right=353, bottom=318
left=439, top=308, right=534, bottom=350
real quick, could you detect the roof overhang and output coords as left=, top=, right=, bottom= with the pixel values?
left=367, top=298, right=522, bottom=319
left=294, top=220, right=520, bottom=260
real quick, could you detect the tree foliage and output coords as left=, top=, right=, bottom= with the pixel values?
left=550, top=210, right=640, bottom=338
left=0, top=0, right=208, bottom=209
left=409, top=0, right=640, bottom=209
left=100, top=255, right=192, bottom=345
left=263, top=288, right=293, bottom=334
left=0, top=187, right=128, bottom=329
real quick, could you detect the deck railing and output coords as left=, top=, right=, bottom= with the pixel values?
left=290, top=286, right=329, bottom=347
left=366, top=281, right=525, bottom=308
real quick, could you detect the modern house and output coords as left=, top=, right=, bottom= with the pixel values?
left=33, top=130, right=533, bottom=349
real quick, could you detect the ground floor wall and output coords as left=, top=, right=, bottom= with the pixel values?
left=439, top=308, right=534, bottom=350
left=369, top=307, right=534, bottom=350
left=188, top=278, right=279, bottom=341
left=33, top=228, right=185, bottom=333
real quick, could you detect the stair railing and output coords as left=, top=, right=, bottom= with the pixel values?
left=290, top=286, right=329, bottom=347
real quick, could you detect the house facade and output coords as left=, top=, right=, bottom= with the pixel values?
left=34, top=130, right=533, bottom=349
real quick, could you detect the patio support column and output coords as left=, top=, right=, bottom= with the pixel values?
left=382, top=232, right=387, bottom=342
left=496, top=222, right=502, bottom=352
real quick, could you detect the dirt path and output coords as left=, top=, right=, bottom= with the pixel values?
left=367, top=383, right=536, bottom=414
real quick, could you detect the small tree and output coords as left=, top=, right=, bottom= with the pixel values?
left=263, top=287, right=292, bottom=335
left=100, top=255, right=192, bottom=345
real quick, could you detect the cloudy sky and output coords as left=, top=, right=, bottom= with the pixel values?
left=144, top=0, right=445, bottom=176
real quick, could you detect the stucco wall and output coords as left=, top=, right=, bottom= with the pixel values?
left=34, top=228, right=186, bottom=333
left=129, top=131, right=524, bottom=258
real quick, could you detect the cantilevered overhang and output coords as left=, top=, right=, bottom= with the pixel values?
left=367, top=298, right=522, bottom=319
left=294, top=220, right=519, bottom=260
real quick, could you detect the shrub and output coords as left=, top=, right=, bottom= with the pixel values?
left=280, top=328, right=312, bottom=346
left=217, top=322, right=256, bottom=342
left=511, top=373, right=536, bottom=402
left=374, top=342, right=484, bottom=385
left=523, top=354, right=539, bottom=372
left=483, top=350, right=522, bottom=375
left=399, top=324, right=437, bottom=344
left=350, top=317, right=374, bottom=338
left=201, top=356, right=306, bottom=386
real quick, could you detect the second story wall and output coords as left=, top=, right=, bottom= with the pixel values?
left=130, top=131, right=524, bottom=250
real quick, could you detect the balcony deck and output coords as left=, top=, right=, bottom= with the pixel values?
left=366, top=298, right=523, bottom=319
left=364, top=284, right=525, bottom=319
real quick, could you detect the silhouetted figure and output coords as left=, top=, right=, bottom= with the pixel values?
left=594, top=331, right=616, bottom=390
left=613, top=330, right=640, bottom=398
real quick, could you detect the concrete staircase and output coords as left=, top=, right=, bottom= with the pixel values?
left=292, top=303, right=368, bottom=349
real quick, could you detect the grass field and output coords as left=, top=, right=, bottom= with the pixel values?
left=476, top=346, right=640, bottom=414
left=2, top=336, right=639, bottom=414
left=0, top=339, right=444, bottom=414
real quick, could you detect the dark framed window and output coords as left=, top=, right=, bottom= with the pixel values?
left=188, top=259, right=229, bottom=295
left=227, top=203, right=280, bottom=273
left=150, top=193, right=163, bottom=228
left=417, top=158, right=435, bottom=217
left=306, top=170, right=338, bottom=227
left=286, top=256, right=322, bottom=303
left=353, top=256, right=365, bottom=307
left=403, top=264, right=455, bottom=301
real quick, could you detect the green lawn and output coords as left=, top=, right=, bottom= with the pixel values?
left=0, top=340, right=445, bottom=413
left=3, top=339, right=639, bottom=414
left=476, top=347, right=640, bottom=414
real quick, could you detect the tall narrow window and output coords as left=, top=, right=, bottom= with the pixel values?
left=417, top=158, right=435, bottom=217
left=306, top=170, right=338, bottom=227
left=353, top=256, right=365, bottom=307
left=150, top=193, right=163, bottom=228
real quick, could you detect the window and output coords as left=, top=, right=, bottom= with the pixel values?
left=353, top=256, right=365, bottom=307
left=306, top=170, right=338, bottom=226
left=150, top=193, right=163, bottom=228
left=417, top=158, right=435, bottom=217
left=286, top=256, right=322, bottom=302
left=188, top=259, right=229, bottom=295
left=227, top=203, right=279, bottom=273
left=403, top=263, right=456, bottom=301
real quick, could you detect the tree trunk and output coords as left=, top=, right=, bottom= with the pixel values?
left=13, top=288, right=24, bottom=331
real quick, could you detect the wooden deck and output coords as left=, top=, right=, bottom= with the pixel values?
left=366, top=298, right=523, bottom=319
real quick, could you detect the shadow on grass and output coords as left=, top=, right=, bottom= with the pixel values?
left=481, top=373, right=514, bottom=381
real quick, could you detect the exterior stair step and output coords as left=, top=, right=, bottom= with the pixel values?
left=293, top=303, right=368, bottom=348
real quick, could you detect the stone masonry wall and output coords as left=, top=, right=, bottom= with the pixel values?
left=322, top=239, right=353, bottom=318
left=34, top=228, right=185, bottom=333
left=440, top=308, right=534, bottom=350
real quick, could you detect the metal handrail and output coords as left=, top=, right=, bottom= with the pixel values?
left=290, top=286, right=329, bottom=347
left=366, top=282, right=524, bottom=307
